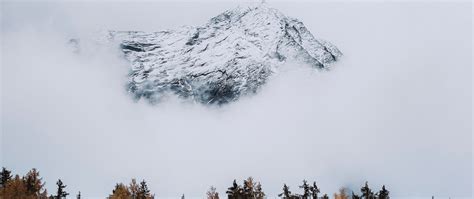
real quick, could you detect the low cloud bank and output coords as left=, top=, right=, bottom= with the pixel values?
left=1, top=1, right=471, bottom=198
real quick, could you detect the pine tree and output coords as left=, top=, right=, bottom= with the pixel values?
left=278, top=184, right=291, bottom=199
left=310, top=182, right=320, bottom=199
left=254, top=182, right=265, bottom=199
left=352, top=191, right=361, bottom=199
left=130, top=179, right=139, bottom=199
left=55, top=179, right=69, bottom=199
left=226, top=179, right=241, bottom=199
left=377, top=185, right=389, bottom=199
left=0, top=168, right=47, bottom=199
left=243, top=177, right=255, bottom=198
left=299, top=180, right=310, bottom=199
left=0, top=167, right=12, bottom=196
left=1, top=175, right=28, bottom=199
left=24, top=168, right=44, bottom=196
left=76, top=191, right=81, bottom=199
left=109, top=183, right=131, bottom=199
left=360, top=182, right=374, bottom=199
left=137, top=180, right=153, bottom=199
left=207, top=186, right=219, bottom=199
left=0, top=167, right=12, bottom=188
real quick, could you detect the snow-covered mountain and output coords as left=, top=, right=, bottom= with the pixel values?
left=105, top=3, right=342, bottom=104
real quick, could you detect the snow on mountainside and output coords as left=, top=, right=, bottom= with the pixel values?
left=104, top=3, right=342, bottom=105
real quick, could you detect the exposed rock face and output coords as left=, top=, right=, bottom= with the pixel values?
left=107, top=3, right=342, bottom=104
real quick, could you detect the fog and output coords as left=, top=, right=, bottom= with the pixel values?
left=1, top=1, right=472, bottom=198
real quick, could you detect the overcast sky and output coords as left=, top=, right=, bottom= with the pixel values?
left=1, top=0, right=472, bottom=198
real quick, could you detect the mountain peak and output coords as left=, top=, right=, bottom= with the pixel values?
left=106, top=4, right=342, bottom=105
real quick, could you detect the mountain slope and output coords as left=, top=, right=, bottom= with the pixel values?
left=107, top=3, right=342, bottom=104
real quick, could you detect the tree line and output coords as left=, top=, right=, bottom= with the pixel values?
left=223, top=178, right=389, bottom=199
left=0, top=167, right=67, bottom=199
left=0, top=167, right=389, bottom=199
left=0, top=167, right=153, bottom=199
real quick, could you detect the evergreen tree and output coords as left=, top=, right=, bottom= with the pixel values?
left=207, top=186, right=219, bottom=199
left=322, top=194, right=329, bottom=199
left=278, top=184, right=291, bottom=199
left=76, top=191, right=81, bottom=199
left=137, top=180, right=153, bottom=199
left=254, top=182, right=265, bottom=199
left=0, top=167, right=12, bottom=188
left=55, top=179, right=69, bottom=199
left=226, top=179, right=241, bottom=199
left=352, top=191, right=361, bottom=199
left=377, top=185, right=389, bottom=199
left=1, top=175, right=27, bottom=199
left=243, top=177, right=255, bottom=198
left=360, top=182, right=374, bottom=199
left=299, top=180, right=310, bottom=199
left=109, top=183, right=131, bottom=199
left=130, top=178, right=139, bottom=199
left=24, top=168, right=44, bottom=196
left=310, top=182, right=320, bottom=199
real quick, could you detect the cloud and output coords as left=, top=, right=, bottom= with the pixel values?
left=1, top=1, right=471, bottom=198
